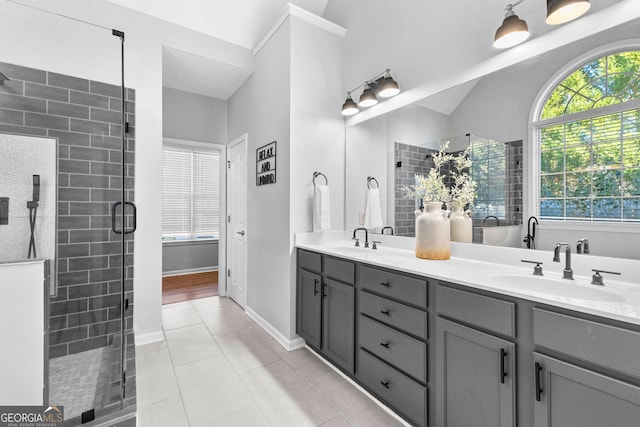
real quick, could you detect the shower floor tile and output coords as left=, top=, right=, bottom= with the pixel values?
left=49, top=346, right=115, bottom=420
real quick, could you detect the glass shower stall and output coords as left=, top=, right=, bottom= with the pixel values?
left=0, top=17, right=136, bottom=426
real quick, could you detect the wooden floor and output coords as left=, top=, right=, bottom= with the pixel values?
left=162, top=271, right=219, bottom=305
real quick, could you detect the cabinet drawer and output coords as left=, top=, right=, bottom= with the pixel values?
left=359, top=315, right=427, bottom=383
left=359, top=291, right=427, bottom=340
left=324, top=256, right=355, bottom=284
left=298, top=249, right=321, bottom=273
left=533, top=308, right=640, bottom=379
left=360, top=265, right=427, bottom=309
left=436, top=285, right=515, bottom=338
left=357, top=349, right=427, bottom=427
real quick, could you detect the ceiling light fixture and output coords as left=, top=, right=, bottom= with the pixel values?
left=493, top=0, right=530, bottom=49
left=341, top=69, right=400, bottom=116
left=546, top=0, right=590, bottom=25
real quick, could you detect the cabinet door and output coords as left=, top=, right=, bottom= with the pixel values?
left=533, top=353, right=640, bottom=427
left=296, top=269, right=322, bottom=349
left=436, top=317, right=516, bottom=427
left=322, top=278, right=355, bottom=374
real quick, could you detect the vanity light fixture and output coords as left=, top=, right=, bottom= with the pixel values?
left=341, top=69, right=400, bottom=116
left=546, top=0, right=590, bottom=25
left=493, top=0, right=530, bottom=49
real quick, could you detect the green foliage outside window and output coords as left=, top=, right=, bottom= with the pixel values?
left=539, top=51, right=640, bottom=221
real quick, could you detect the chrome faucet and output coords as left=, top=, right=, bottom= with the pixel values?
left=553, top=242, right=574, bottom=280
left=577, top=238, right=590, bottom=254
left=353, top=227, right=369, bottom=248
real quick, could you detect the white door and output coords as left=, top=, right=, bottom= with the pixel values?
left=227, top=135, right=247, bottom=308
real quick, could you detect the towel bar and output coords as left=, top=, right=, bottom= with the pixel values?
left=367, top=176, right=379, bottom=189
left=313, top=171, right=328, bottom=186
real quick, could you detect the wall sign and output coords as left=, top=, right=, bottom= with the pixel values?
left=256, top=141, right=276, bottom=186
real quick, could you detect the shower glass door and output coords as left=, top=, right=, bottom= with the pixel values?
left=0, top=17, right=135, bottom=427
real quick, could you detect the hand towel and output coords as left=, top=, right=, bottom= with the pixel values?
left=313, top=184, right=331, bottom=231
left=364, top=188, right=384, bottom=229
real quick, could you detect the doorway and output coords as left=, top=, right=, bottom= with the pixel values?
left=226, top=134, right=247, bottom=308
left=161, top=138, right=225, bottom=305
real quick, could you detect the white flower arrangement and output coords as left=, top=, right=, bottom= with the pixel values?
left=402, top=141, right=478, bottom=209
left=402, top=141, right=452, bottom=204
left=449, top=146, right=478, bottom=211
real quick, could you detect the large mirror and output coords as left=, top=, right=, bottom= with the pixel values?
left=345, top=17, right=640, bottom=256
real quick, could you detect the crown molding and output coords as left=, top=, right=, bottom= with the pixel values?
left=253, top=3, right=346, bottom=56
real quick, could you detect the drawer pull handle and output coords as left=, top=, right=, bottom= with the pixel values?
left=535, top=362, right=543, bottom=402
left=313, top=279, right=319, bottom=296
left=500, top=348, right=508, bottom=384
left=380, top=341, right=390, bottom=349
left=380, top=282, right=390, bottom=287
left=380, top=380, right=390, bottom=389
left=380, top=309, right=390, bottom=316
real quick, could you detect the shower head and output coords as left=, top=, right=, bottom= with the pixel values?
left=0, top=71, right=10, bottom=85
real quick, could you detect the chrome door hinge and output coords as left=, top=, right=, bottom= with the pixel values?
left=227, top=161, right=231, bottom=169
left=227, top=269, right=231, bottom=277
left=228, top=215, right=231, bottom=223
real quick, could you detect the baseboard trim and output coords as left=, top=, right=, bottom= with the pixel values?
left=134, top=331, right=164, bottom=346
left=162, top=267, right=218, bottom=277
left=244, top=306, right=305, bottom=351
left=305, top=345, right=411, bottom=426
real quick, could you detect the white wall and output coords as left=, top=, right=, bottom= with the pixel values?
left=228, top=18, right=293, bottom=338
left=0, top=0, right=253, bottom=342
left=0, top=135, right=56, bottom=264
left=163, top=87, right=228, bottom=143
left=228, top=10, right=345, bottom=342
left=289, top=15, right=346, bottom=338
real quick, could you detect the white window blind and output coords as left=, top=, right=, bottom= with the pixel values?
left=162, top=147, right=220, bottom=238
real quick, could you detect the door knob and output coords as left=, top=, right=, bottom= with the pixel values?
left=236, top=230, right=245, bottom=236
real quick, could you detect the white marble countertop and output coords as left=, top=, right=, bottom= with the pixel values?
left=295, top=231, right=640, bottom=326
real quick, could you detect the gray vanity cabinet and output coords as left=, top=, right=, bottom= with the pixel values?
left=532, top=353, right=640, bottom=427
left=532, top=308, right=640, bottom=427
left=435, top=284, right=516, bottom=427
left=296, top=249, right=355, bottom=374
left=297, top=268, right=322, bottom=349
left=436, top=318, right=516, bottom=427
left=322, top=278, right=355, bottom=373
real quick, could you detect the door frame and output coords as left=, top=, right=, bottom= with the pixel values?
left=162, top=137, right=227, bottom=295
left=224, top=133, right=248, bottom=304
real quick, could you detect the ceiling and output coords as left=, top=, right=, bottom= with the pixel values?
left=107, top=0, right=329, bottom=99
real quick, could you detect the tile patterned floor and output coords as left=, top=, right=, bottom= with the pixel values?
left=136, top=296, right=407, bottom=427
left=49, top=346, right=114, bottom=420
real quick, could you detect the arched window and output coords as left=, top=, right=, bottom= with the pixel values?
left=535, top=50, right=640, bottom=222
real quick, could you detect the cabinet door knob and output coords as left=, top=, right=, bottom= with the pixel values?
left=380, top=380, right=390, bottom=389
left=380, top=341, right=390, bottom=349
left=380, top=281, right=390, bottom=287
left=380, top=309, right=390, bottom=316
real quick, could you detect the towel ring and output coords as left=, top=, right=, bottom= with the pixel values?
left=367, top=176, right=379, bottom=189
left=313, top=171, right=328, bottom=186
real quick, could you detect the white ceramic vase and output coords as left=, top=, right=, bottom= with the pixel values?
left=415, top=202, right=450, bottom=260
left=450, top=207, right=473, bottom=243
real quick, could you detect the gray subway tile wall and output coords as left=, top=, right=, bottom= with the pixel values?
left=395, top=140, right=523, bottom=241
left=0, top=61, right=136, bottom=409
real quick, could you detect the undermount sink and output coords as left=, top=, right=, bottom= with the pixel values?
left=331, top=245, right=371, bottom=254
left=489, top=273, right=626, bottom=303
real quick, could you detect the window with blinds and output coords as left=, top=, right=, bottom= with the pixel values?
left=162, top=147, right=221, bottom=238
left=537, top=50, right=640, bottom=222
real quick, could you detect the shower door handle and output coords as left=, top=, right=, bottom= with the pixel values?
left=111, top=202, right=123, bottom=234
left=123, top=202, right=137, bottom=234
left=111, top=201, right=137, bottom=234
